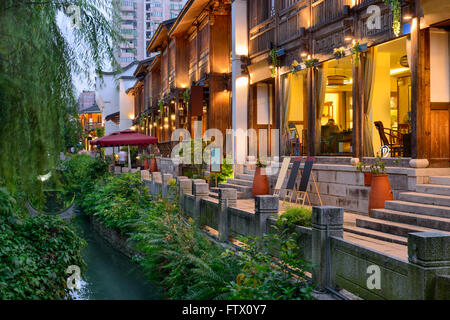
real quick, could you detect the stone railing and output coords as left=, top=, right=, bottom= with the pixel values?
left=140, top=172, right=450, bottom=300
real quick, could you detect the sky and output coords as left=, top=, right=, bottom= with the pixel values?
left=57, top=4, right=114, bottom=97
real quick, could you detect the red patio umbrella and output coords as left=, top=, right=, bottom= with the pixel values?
left=90, top=129, right=158, bottom=169
left=90, top=129, right=157, bottom=147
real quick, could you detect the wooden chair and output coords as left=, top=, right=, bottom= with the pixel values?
left=273, top=157, right=291, bottom=197
left=374, top=121, right=404, bottom=157
left=283, top=157, right=302, bottom=202
left=293, top=157, right=323, bottom=206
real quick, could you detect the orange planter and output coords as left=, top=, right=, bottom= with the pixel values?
left=364, top=172, right=372, bottom=187
left=252, top=167, right=269, bottom=196
left=368, top=174, right=393, bottom=215
left=149, top=158, right=158, bottom=172
left=143, top=158, right=149, bottom=170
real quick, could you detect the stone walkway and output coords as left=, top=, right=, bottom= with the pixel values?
left=208, top=197, right=408, bottom=261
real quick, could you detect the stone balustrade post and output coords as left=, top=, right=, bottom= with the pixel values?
left=407, top=232, right=450, bottom=299
left=150, top=172, right=162, bottom=195
left=218, top=188, right=237, bottom=242
left=192, top=182, right=209, bottom=225
left=162, top=173, right=172, bottom=198
left=177, top=177, right=191, bottom=215
left=311, top=206, right=344, bottom=290
left=254, top=195, right=279, bottom=238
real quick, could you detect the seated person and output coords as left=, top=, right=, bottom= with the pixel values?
left=321, top=119, right=340, bottom=153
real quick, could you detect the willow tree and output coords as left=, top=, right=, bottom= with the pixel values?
left=0, top=1, right=121, bottom=194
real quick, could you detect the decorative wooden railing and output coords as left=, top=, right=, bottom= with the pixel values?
left=249, top=0, right=369, bottom=57
left=278, top=0, right=310, bottom=45
left=157, top=141, right=177, bottom=158
left=311, top=0, right=352, bottom=27
left=249, top=18, right=275, bottom=57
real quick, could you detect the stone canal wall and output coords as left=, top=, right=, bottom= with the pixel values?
left=90, top=215, right=136, bottom=260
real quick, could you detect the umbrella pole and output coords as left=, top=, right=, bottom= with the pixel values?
left=128, top=145, right=131, bottom=170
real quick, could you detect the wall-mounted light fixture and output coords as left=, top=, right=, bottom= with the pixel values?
left=403, top=5, right=413, bottom=21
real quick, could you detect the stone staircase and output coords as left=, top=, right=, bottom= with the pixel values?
left=345, top=176, right=450, bottom=245
left=209, top=166, right=255, bottom=199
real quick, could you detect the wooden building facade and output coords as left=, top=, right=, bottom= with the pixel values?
left=243, top=0, right=449, bottom=167
left=128, top=0, right=233, bottom=157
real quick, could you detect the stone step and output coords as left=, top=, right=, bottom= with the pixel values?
left=429, top=176, right=450, bottom=186
left=399, top=192, right=450, bottom=207
left=416, top=183, right=450, bottom=196
left=226, top=178, right=253, bottom=187
left=210, top=187, right=246, bottom=199
left=235, top=173, right=254, bottom=181
left=244, top=167, right=255, bottom=175
left=344, top=225, right=408, bottom=245
left=385, top=200, right=450, bottom=219
left=356, top=216, right=440, bottom=238
left=217, top=182, right=253, bottom=199
left=370, top=208, right=450, bottom=232
left=209, top=192, right=219, bottom=200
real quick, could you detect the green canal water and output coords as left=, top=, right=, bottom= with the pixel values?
left=70, top=215, right=161, bottom=300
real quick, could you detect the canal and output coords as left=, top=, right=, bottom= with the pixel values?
left=70, top=215, right=161, bottom=300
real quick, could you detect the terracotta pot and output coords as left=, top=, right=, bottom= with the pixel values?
left=364, top=172, right=372, bottom=187
left=149, top=158, right=158, bottom=172
left=143, top=158, right=149, bottom=170
left=368, top=174, right=393, bottom=216
left=252, top=167, right=270, bottom=196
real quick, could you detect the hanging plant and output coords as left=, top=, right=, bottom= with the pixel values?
left=333, top=47, right=346, bottom=59
left=383, top=0, right=401, bottom=37
left=350, top=41, right=362, bottom=66
left=183, top=88, right=190, bottom=103
left=158, top=99, right=164, bottom=115
left=269, top=48, right=278, bottom=78
left=303, top=57, right=319, bottom=68
left=139, top=111, right=149, bottom=126
left=290, top=59, right=301, bottom=73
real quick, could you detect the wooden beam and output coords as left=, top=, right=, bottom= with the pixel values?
left=307, top=67, right=316, bottom=156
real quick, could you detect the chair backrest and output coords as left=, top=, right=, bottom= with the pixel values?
left=274, top=157, right=291, bottom=191
left=286, top=157, right=302, bottom=191
left=298, top=157, right=315, bottom=192
left=374, top=121, right=389, bottom=145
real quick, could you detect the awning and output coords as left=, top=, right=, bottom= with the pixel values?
left=248, top=60, right=272, bottom=84
left=90, top=129, right=157, bottom=147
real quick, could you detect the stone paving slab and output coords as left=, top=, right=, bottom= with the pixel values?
left=225, top=198, right=408, bottom=260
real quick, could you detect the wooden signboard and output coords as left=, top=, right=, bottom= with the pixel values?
left=190, top=85, right=203, bottom=117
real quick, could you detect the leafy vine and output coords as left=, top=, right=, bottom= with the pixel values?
left=383, top=0, right=401, bottom=37
left=269, top=48, right=278, bottom=78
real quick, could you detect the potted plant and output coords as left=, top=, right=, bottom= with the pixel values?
left=354, top=161, right=372, bottom=186
left=333, top=47, right=346, bottom=59
left=367, top=156, right=393, bottom=215
left=141, top=153, right=150, bottom=170
left=148, top=153, right=158, bottom=172
left=252, top=158, right=270, bottom=196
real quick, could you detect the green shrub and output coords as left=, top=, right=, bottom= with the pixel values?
left=82, top=173, right=152, bottom=232
left=276, top=206, right=312, bottom=228
left=62, top=154, right=109, bottom=201
left=209, top=158, right=234, bottom=184
left=227, top=228, right=312, bottom=300
left=128, top=201, right=242, bottom=300
left=0, top=187, right=86, bottom=299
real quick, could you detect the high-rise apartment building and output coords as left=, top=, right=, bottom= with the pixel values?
left=77, top=90, right=96, bottom=112
left=118, top=0, right=187, bottom=67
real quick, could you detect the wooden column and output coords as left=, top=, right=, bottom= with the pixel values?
left=410, top=1, right=431, bottom=160
left=352, top=60, right=363, bottom=158
left=307, top=67, right=316, bottom=156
